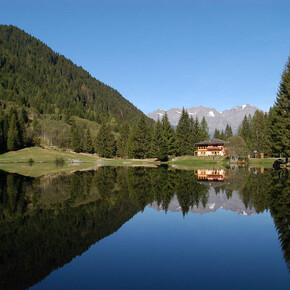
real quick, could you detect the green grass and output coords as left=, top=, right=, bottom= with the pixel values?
left=0, top=147, right=157, bottom=177
left=168, top=155, right=226, bottom=166
left=1, top=147, right=277, bottom=177
left=0, top=147, right=99, bottom=163
left=249, top=157, right=278, bottom=167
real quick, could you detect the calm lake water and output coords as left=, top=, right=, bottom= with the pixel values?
left=0, top=166, right=289, bottom=289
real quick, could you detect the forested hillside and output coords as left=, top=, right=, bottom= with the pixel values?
left=0, top=25, right=147, bottom=124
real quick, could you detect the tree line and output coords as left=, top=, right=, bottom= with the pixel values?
left=68, top=109, right=216, bottom=160
left=237, top=57, right=289, bottom=157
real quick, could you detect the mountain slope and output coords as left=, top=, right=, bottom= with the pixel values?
left=147, top=104, right=261, bottom=133
left=0, top=25, right=149, bottom=124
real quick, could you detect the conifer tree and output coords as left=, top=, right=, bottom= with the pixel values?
left=268, top=57, right=290, bottom=156
left=151, top=119, right=168, bottom=161
left=238, top=115, right=252, bottom=151
left=161, top=113, right=177, bottom=156
left=116, top=122, right=130, bottom=157
left=128, top=115, right=151, bottom=158
left=18, top=108, right=27, bottom=147
left=176, top=108, right=192, bottom=155
left=199, top=117, right=210, bottom=141
left=7, top=114, right=21, bottom=151
left=0, top=108, right=7, bottom=153
left=225, top=124, right=233, bottom=139
left=95, top=123, right=116, bottom=158
left=83, top=128, right=94, bottom=153
left=251, top=110, right=269, bottom=154
left=214, top=129, right=221, bottom=139
left=220, top=130, right=225, bottom=140
left=70, top=122, right=83, bottom=153
left=192, top=117, right=200, bottom=143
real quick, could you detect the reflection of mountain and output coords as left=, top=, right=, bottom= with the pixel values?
left=0, top=170, right=142, bottom=290
left=150, top=188, right=256, bottom=216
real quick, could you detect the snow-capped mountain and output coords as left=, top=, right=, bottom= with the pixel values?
left=149, top=189, right=256, bottom=216
left=147, top=104, right=262, bottom=134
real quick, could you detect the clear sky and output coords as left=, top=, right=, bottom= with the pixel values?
left=1, top=0, right=290, bottom=113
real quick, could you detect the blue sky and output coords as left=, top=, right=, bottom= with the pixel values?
left=1, top=0, right=290, bottom=113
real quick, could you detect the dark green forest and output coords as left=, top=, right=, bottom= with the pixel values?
left=0, top=25, right=149, bottom=124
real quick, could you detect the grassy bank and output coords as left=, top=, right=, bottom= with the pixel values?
left=0, top=147, right=158, bottom=177
left=0, top=147, right=279, bottom=177
left=168, top=155, right=226, bottom=166
left=249, top=157, right=278, bottom=167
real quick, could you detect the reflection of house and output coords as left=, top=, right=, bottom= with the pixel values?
left=195, top=138, right=226, bottom=156
left=195, top=169, right=226, bottom=181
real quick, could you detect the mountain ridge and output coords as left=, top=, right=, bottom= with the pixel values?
left=0, top=25, right=151, bottom=125
left=147, top=104, right=262, bottom=134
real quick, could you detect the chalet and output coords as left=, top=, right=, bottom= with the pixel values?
left=195, top=169, right=226, bottom=181
left=195, top=138, right=226, bottom=156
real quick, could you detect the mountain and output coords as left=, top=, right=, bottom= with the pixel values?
left=147, top=105, right=262, bottom=134
left=150, top=188, right=256, bottom=216
left=0, top=25, right=150, bottom=125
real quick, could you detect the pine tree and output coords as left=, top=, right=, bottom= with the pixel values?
left=7, top=114, right=21, bottom=151
left=225, top=124, right=233, bottom=139
left=238, top=115, right=252, bottom=151
left=268, top=57, right=290, bottom=156
left=151, top=119, right=168, bottom=161
left=95, top=123, right=116, bottom=157
left=251, top=110, right=269, bottom=155
left=116, top=122, right=130, bottom=157
left=214, top=129, right=221, bottom=139
left=18, top=108, right=27, bottom=147
left=161, top=113, right=177, bottom=156
left=83, top=128, right=94, bottom=153
left=70, top=122, right=83, bottom=153
left=199, top=117, right=210, bottom=141
left=128, top=115, right=151, bottom=158
left=176, top=108, right=192, bottom=155
left=192, top=117, right=200, bottom=143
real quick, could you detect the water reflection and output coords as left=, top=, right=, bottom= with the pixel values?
left=0, top=167, right=289, bottom=289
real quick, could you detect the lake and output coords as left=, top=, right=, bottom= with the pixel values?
left=0, top=166, right=289, bottom=289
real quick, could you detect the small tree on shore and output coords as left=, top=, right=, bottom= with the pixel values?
left=225, top=135, right=248, bottom=162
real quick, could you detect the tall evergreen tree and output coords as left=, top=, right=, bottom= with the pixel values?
left=238, top=115, right=252, bottom=151
left=127, top=115, right=151, bottom=159
left=220, top=129, right=225, bottom=140
left=268, top=57, right=290, bottom=156
left=7, top=114, right=21, bottom=151
left=116, top=122, right=130, bottom=157
left=161, top=113, right=177, bottom=156
left=151, top=119, right=168, bottom=161
left=95, top=123, right=116, bottom=158
left=225, top=124, right=233, bottom=139
left=192, top=117, right=200, bottom=143
left=176, top=108, right=192, bottom=155
left=214, top=129, right=221, bottom=139
left=251, top=110, right=269, bottom=154
left=83, top=128, right=94, bottom=153
left=199, top=117, right=210, bottom=141
left=70, top=122, right=83, bottom=153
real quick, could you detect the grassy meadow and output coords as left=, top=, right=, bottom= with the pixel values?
left=0, top=147, right=279, bottom=177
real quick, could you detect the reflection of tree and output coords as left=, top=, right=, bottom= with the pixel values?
left=175, top=171, right=210, bottom=216
left=267, top=170, right=290, bottom=271
left=236, top=168, right=290, bottom=271
left=0, top=166, right=289, bottom=290
left=0, top=169, right=141, bottom=290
